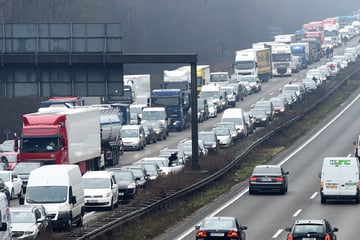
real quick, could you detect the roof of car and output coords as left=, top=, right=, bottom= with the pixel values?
left=255, top=165, right=280, bottom=169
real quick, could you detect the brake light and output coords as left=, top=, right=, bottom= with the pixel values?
left=196, top=231, right=207, bottom=237
left=320, top=182, right=324, bottom=191
left=275, top=177, right=284, bottom=182
left=325, top=233, right=331, bottom=240
left=356, top=181, right=360, bottom=191
left=287, top=234, right=293, bottom=240
left=227, top=231, right=239, bottom=238
left=250, top=177, right=258, bottom=181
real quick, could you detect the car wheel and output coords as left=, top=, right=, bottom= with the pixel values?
left=76, top=214, right=83, bottom=227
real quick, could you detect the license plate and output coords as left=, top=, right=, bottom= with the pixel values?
left=326, top=185, right=337, bottom=189
left=210, top=233, right=224, bottom=237
left=87, top=199, right=98, bottom=203
left=262, top=177, right=272, bottom=181
left=302, top=238, right=316, bottom=240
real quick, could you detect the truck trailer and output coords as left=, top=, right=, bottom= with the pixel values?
left=234, top=48, right=272, bottom=82
left=18, top=108, right=104, bottom=174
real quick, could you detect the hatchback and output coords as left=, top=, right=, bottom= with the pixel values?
left=120, top=125, right=146, bottom=151
left=198, top=131, right=220, bottom=154
left=285, top=219, right=338, bottom=240
left=252, top=100, right=274, bottom=121
left=249, top=165, right=289, bottom=194
left=195, top=216, right=247, bottom=240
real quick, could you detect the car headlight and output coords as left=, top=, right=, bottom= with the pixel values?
left=261, top=117, right=267, bottom=121
left=128, top=182, right=136, bottom=189
left=103, top=192, right=111, bottom=198
left=155, top=131, right=160, bottom=134
left=211, top=144, right=217, bottom=148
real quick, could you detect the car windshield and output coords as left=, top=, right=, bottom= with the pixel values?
left=199, top=133, right=216, bottom=142
left=203, top=219, right=235, bottom=229
left=217, top=124, right=235, bottom=131
left=128, top=168, right=144, bottom=178
left=222, top=118, right=244, bottom=126
left=120, top=129, right=139, bottom=138
left=26, top=186, right=67, bottom=203
left=213, top=128, right=229, bottom=136
left=293, top=224, right=325, bottom=234
left=83, top=178, right=110, bottom=189
left=200, top=91, right=219, bottom=99
left=10, top=211, right=36, bottom=223
left=0, top=172, right=9, bottom=182
left=178, top=143, right=192, bottom=151
left=113, top=171, right=134, bottom=181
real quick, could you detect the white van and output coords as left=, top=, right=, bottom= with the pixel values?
left=0, top=193, right=11, bottom=240
left=23, top=164, right=85, bottom=229
left=82, top=170, right=119, bottom=210
left=221, top=108, right=248, bottom=138
left=320, top=157, right=360, bottom=204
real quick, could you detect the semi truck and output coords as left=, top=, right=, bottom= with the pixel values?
left=269, top=43, right=292, bottom=77
left=274, top=34, right=296, bottom=44
left=124, top=74, right=151, bottom=105
left=17, top=108, right=104, bottom=174
left=290, top=42, right=310, bottom=68
left=149, top=89, right=191, bottom=131
left=234, top=48, right=272, bottom=82
left=163, top=65, right=210, bottom=96
left=300, top=37, right=322, bottom=62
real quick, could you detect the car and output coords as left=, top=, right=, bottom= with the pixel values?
left=142, top=123, right=157, bottom=144
left=220, top=85, right=237, bottom=107
left=136, top=157, right=171, bottom=176
left=269, top=97, right=286, bottom=115
left=183, top=140, right=208, bottom=157
left=195, top=216, right=247, bottom=240
left=10, top=205, right=51, bottom=240
left=228, top=82, right=245, bottom=101
left=248, top=109, right=268, bottom=127
left=291, top=55, right=302, bottom=73
left=198, top=131, right=220, bottom=154
left=238, top=75, right=261, bottom=93
left=301, top=78, right=317, bottom=93
left=0, top=178, right=10, bottom=203
left=278, top=91, right=297, bottom=109
left=121, top=165, right=149, bottom=188
left=212, top=128, right=233, bottom=148
left=0, top=140, right=15, bottom=152
left=0, top=171, right=23, bottom=200
left=144, top=121, right=167, bottom=141
left=120, top=125, right=146, bottom=151
left=281, top=83, right=305, bottom=103
left=216, top=122, right=239, bottom=142
left=177, top=141, right=203, bottom=159
left=238, top=81, right=251, bottom=96
left=252, top=100, right=275, bottom=121
left=317, top=65, right=332, bottom=80
left=132, top=161, right=161, bottom=180
left=110, top=168, right=137, bottom=201
left=82, top=170, right=119, bottom=210
left=249, top=165, right=289, bottom=194
left=12, top=162, right=44, bottom=193
left=285, top=219, right=338, bottom=240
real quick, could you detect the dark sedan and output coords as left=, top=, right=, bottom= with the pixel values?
left=198, top=131, right=220, bottom=155
left=248, top=109, right=268, bottom=127
left=142, top=123, right=157, bottom=144
left=111, top=168, right=137, bottom=201
left=285, top=219, right=338, bottom=240
left=145, top=121, right=167, bottom=141
left=195, top=216, right=247, bottom=240
left=249, top=165, right=289, bottom=194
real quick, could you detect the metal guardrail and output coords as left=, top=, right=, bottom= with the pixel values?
left=68, top=65, right=360, bottom=239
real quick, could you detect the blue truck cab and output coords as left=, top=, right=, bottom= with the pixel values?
left=150, top=89, right=191, bottom=131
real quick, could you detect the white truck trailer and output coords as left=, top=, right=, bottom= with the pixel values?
left=234, top=48, right=272, bottom=82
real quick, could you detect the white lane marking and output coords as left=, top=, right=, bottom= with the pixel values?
left=272, top=229, right=283, bottom=238
left=293, top=209, right=302, bottom=217
left=176, top=93, right=360, bottom=240
left=310, top=192, right=318, bottom=199
left=279, top=93, right=360, bottom=166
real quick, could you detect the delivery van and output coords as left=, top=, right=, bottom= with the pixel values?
left=320, top=157, right=360, bottom=204
left=0, top=192, right=11, bottom=240
left=22, top=164, right=85, bottom=229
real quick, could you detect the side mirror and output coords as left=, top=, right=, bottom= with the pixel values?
left=285, top=227, right=292, bottom=232
left=69, top=196, right=77, bottom=204
left=195, top=225, right=200, bottom=230
left=318, top=172, right=321, bottom=178
left=241, top=226, right=248, bottom=230
left=333, top=227, right=339, bottom=232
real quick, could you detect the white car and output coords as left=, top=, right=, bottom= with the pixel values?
left=212, top=128, right=233, bottom=148
left=207, top=101, right=218, bottom=118
left=83, top=170, right=119, bottom=210
left=332, top=55, right=348, bottom=69
left=0, top=170, right=23, bottom=199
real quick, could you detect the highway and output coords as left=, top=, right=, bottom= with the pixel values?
left=159, top=70, right=360, bottom=239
